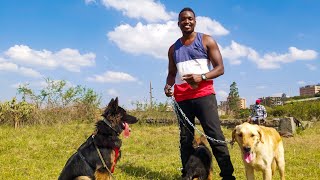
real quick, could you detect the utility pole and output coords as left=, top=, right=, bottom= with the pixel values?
left=149, top=81, right=154, bottom=109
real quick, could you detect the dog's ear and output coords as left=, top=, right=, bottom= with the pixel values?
left=114, top=97, right=119, bottom=106
left=258, top=127, right=264, bottom=144
left=108, top=97, right=119, bottom=110
left=108, top=98, right=115, bottom=106
left=114, top=97, right=119, bottom=110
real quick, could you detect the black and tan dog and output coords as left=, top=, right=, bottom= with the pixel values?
left=183, top=135, right=213, bottom=180
left=58, top=97, right=138, bottom=180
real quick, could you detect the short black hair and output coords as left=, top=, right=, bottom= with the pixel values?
left=178, top=7, right=196, bottom=18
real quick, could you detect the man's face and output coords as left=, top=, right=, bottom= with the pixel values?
left=178, top=10, right=196, bottom=34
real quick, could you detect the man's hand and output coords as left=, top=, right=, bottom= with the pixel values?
left=164, top=84, right=173, bottom=97
left=182, top=74, right=201, bottom=89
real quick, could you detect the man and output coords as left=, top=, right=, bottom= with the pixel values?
left=248, top=99, right=267, bottom=125
left=164, top=7, right=235, bottom=180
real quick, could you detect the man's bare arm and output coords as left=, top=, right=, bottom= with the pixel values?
left=164, top=45, right=177, bottom=97
left=203, top=34, right=224, bottom=79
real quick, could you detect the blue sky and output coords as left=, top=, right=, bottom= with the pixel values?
left=0, top=0, right=319, bottom=109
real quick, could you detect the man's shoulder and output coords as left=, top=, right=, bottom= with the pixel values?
left=169, top=37, right=183, bottom=51
left=169, top=44, right=175, bottom=51
left=170, top=38, right=181, bottom=47
left=199, top=32, right=213, bottom=39
left=200, top=33, right=216, bottom=46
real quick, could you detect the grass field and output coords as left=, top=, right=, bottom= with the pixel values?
left=0, top=121, right=319, bottom=180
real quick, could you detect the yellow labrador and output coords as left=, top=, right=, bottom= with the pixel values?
left=232, top=122, right=285, bottom=180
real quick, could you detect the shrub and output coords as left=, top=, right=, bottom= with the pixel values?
left=0, top=97, right=37, bottom=128
left=0, top=78, right=102, bottom=127
left=235, top=108, right=251, bottom=119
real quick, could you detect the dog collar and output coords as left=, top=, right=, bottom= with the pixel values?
left=103, top=118, right=120, bottom=135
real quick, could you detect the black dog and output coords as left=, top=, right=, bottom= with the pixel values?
left=58, top=97, right=138, bottom=180
left=183, top=135, right=213, bottom=180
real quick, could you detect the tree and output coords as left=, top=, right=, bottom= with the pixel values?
left=17, top=83, right=42, bottom=108
left=228, top=81, right=240, bottom=113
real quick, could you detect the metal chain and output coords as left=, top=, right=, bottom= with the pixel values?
left=171, top=96, right=231, bottom=144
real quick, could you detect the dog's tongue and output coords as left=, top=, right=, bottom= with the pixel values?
left=123, top=122, right=130, bottom=138
left=244, top=152, right=253, bottom=163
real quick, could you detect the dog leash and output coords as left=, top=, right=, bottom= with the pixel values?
left=93, top=136, right=116, bottom=179
left=171, top=96, right=232, bottom=145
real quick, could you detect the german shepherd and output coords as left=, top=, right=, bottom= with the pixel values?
left=183, top=135, right=213, bottom=180
left=58, top=97, right=138, bottom=180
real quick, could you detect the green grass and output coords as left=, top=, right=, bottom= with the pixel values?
left=0, top=121, right=319, bottom=180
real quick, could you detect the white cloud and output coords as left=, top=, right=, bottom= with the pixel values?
left=306, top=63, right=317, bottom=71
left=4, top=45, right=95, bottom=72
left=220, top=41, right=318, bottom=69
left=260, top=47, right=317, bottom=65
left=108, top=17, right=229, bottom=60
left=101, top=0, right=175, bottom=23
left=0, top=61, right=42, bottom=78
left=108, top=21, right=179, bottom=59
left=289, top=47, right=317, bottom=60
left=195, top=16, right=229, bottom=36
left=55, top=48, right=96, bottom=72
left=87, top=71, right=137, bottom=83
left=0, top=61, right=18, bottom=71
left=102, top=0, right=230, bottom=60
left=19, top=67, right=43, bottom=78
left=102, top=0, right=317, bottom=70
left=107, top=88, right=120, bottom=96
left=256, top=47, right=317, bottom=69
left=220, top=40, right=257, bottom=65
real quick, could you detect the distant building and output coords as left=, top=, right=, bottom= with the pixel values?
left=300, top=84, right=320, bottom=96
left=238, top=98, right=246, bottom=109
left=219, top=101, right=228, bottom=112
left=219, top=97, right=246, bottom=112
left=259, top=96, right=284, bottom=107
left=266, top=96, right=283, bottom=106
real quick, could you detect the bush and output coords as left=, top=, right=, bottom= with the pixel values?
left=0, top=98, right=37, bottom=128
left=269, top=106, right=286, bottom=117
left=0, top=78, right=102, bottom=127
left=267, top=100, right=320, bottom=121
left=235, top=108, right=251, bottom=119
